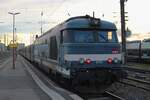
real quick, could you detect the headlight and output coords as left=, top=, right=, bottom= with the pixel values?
left=79, top=58, right=84, bottom=64
left=114, top=58, right=119, bottom=63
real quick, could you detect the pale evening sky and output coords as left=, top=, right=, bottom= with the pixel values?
left=0, top=0, right=150, bottom=35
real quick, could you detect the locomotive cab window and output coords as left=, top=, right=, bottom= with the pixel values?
left=62, top=30, right=117, bottom=43
left=63, top=30, right=94, bottom=43
left=98, top=31, right=116, bottom=42
left=108, top=31, right=112, bottom=40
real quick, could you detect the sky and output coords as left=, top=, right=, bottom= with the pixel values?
left=0, top=0, right=150, bottom=44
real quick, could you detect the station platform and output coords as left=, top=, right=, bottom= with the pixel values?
left=0, top=55, right=82, bottom=100
left=0, top=56, right=51, bottom=100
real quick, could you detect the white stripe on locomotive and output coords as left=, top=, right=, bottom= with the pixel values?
left=64, top=54, right=121, bottom=61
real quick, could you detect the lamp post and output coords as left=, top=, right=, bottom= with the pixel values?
left=8, top=12, right=20, bottom=69
left=41, top=11, right=43, bottom=35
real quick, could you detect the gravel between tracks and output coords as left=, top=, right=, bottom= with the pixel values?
left=107, top=82, right=150, bottom=100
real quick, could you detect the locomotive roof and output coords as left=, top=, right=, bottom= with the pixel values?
left=63, top=15, right=116, bottom=30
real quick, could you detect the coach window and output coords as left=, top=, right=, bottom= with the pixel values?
left=50, top=36, right=58, bottom=60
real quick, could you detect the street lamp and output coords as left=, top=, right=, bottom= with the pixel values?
left=41, top=11, right=43, bottom=35
left=8, top=12, right=20, bottom=69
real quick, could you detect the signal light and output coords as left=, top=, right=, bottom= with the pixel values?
left=84, top=59, right=92, bottom=64
left=107, top=58, right=112, bottom=64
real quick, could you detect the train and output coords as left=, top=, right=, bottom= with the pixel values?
left=126, top=38, right=150, bottom=62
left=19, top=15, right=126, bottom=90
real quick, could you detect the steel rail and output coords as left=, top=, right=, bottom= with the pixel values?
left=126, top=77, right=150, bottom=85
left=104, top=91, right=125, bottom=100
left=123, top=66, right=150, bottom=74
left=119, top=79, right=150, bottom=91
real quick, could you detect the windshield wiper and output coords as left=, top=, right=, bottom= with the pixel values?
left=99, top=33, right=107, bottom=42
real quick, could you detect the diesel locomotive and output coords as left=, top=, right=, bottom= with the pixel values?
left=20, top=15, right=125, bottom=89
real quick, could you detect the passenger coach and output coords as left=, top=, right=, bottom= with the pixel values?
left=126, top=39, right=150, bottom=62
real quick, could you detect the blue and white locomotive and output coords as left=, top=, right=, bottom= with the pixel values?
left=20, top=15, right=125, bottom=88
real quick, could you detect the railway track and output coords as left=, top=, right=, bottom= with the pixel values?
left=119, top=78, right=150, bottom=92
left=81, top=65, right=150, bottom=100
left=104, top=65, right=150, bottom=100
left=107, top=78, right=150, bottom=100
left=126, top=77, right=150, bottom=85
left=123, top=65, right=150, bottom=83
left=123, top=66, right=150, bottom=74
left=104, top=91, right=125, bottom=100
left=79, top=91, right=125, bottom=100
left=119, top=66, right=150, bottom=92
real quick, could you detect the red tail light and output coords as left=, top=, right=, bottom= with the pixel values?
left=107, top=58, right=112, bottom=64
left=84, top=59, right=92, bottom=64
left=112, top=48, right=119, bottom=54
